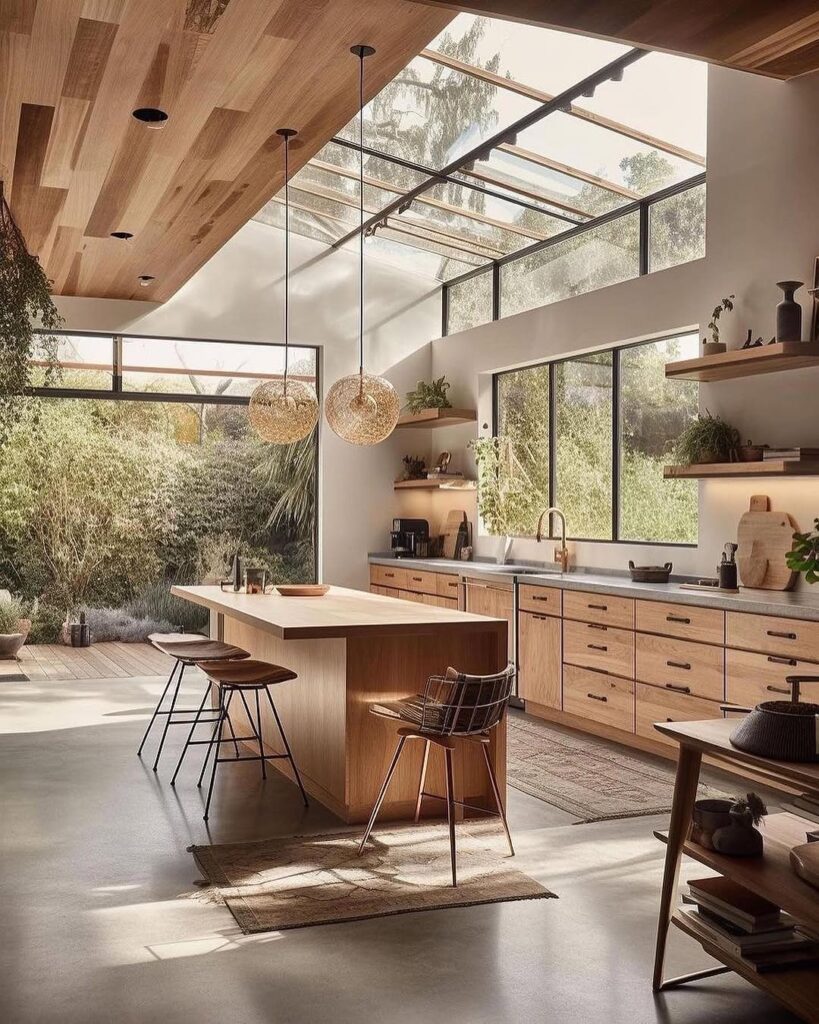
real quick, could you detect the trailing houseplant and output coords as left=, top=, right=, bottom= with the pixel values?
left=0, top=181, right=62, bottom=437
left=673, top=412, right=740, bottom=465
left=702, top=294, right=735, bottom=355
left=404, top=375, right=452, bottom=415
left=787, top=518, right=819, bottom=584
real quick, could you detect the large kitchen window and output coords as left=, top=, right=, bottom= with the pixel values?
left=493, top=332, right=699, bottom=544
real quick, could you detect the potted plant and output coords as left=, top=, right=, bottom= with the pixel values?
left=702, top=294, right=735, bottom=355
left=787, top=518, right=819, bottom=584
left=673, top=412, right=740, bottom=465
left=404, top=376, right=452, bottom=415
left=0, top=597, right=31, bottom=660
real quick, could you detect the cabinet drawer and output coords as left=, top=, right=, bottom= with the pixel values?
left=563, top=665, right=634, bottom=733
left=635, top=633, right=724, bottom=702
left=436, top=573, right=461, bottom=599
left=726, top=647, right=818, bottom=707
left=435, top=596, right=458, bottom=609
left=635, top=682, right=721, bottom=747
left=519, top=583, right=562, bottom=617
left=636, top=600, right=724, bottom=645
left=563, top=619, right=634, bottom=678
left=563, top=589, right=633, bottom=629
left=726, top=612, right=819, bottom=663
left=373, top=564, right=408, bottom=590
left=383, top=587, right=399, bottom=599
left=519, top=611, right=561, bottom=709
left=405, top=569, right=437, bottom=595
left=370, top=584, right=385, bottom=596
left=397, top=589, right=423, bottom=604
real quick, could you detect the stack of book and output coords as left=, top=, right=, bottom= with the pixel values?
left=762, top=447, right=819, bottom=462
left=683, top=877, right=819, bottom=973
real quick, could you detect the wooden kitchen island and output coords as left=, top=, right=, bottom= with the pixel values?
left=171, top=585, right=508, bottom=824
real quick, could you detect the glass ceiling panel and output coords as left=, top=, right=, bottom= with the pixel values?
left=337, top=52, right=539, bottom=171
left=363, top=227, right=489, bottom=282
left=312, top=140, right=430, bottom=193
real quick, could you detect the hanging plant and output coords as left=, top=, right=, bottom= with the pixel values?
left=0, top=181, right=62, bottom=436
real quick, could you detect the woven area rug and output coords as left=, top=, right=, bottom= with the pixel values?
left=191, top=821, right=555, bottom=933
left=507, top=714, right=732, bottom=823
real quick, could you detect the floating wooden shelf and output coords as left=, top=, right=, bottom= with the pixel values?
left=665, top=341, right=819, bottom=382
left=394, top=478, right=477, bottom=491
left=396, top=408, right=477, bottom=429
left=664, top=460, right=819, bottom=479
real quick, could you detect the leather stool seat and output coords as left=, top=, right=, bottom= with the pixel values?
left=198, top=659, right=297, bottom=687
left=151, top=639, right=250, bottom=663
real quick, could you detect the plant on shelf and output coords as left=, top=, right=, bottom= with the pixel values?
left=404, top=376, right=452, bottom=415
left=672, top=412, right=740, bottom=465
left=469, top=436, right=543, bottom=536
left=787, top=518, right=819, bottom=584
left=400, top=455, right=426, bottom=481
left=702, top=294, right=735, bottom=355
left=0, top=181, right=62, bottom=437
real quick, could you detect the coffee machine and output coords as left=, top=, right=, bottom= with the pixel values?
left=390, top=518, right=429, bottom=558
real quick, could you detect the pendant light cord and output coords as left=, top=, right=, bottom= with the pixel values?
left=283, top=131, right=290, bottom=390
left=358, top=48, right=365, bottom=380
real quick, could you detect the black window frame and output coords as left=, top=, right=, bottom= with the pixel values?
left=492, top=331, right=698, bottom=547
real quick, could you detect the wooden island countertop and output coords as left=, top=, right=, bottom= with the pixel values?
left=172, top=584, right=508, bottom=824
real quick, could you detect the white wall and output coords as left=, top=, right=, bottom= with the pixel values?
left=427, top=64, right=819, bottom=583
left=54, top=221, right=439, bottom=589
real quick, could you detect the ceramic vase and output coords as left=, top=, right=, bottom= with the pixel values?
left=712, top=807, right=764, bottom=857
left=776, top=280, right=803, bottom=342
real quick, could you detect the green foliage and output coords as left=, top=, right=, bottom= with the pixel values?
left=0, top=186, right=62, bottom=438
left=787, top=518, right=819, bottom=584
left=0, top=597, right=27, bottom=634
left=255, top=431, right=317, bottom=537
left=706, top=295, right=735, bottom=344
left=673, top=412, right=740, bottom=465
left=404, top=376, right=452, bottom=414
left=26, top=603, right=66, bottom=645
left=469, top=436, right=544, bottom=536
left=123, top=582, right=208, bottom=634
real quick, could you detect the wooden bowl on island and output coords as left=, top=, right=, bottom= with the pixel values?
left=275, top=584, right=330, bottom=597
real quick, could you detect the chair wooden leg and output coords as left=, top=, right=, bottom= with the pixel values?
left=414, top=739, right=431, bottom=823
left=482, top=742, right=514, bottom=856
left=358, top=736, right=407, bottom=854
left=444, top=746, right=457, bottom=887
left=254, top=689, right=266, bottom=780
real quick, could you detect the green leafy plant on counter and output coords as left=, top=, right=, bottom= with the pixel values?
left=787, top=518, right=819, bottom=584
left=672, top=412, right=740, bottom=465
left=405, top=376, right=452, bottom=415
left=469, top=436, right=545, bottom=536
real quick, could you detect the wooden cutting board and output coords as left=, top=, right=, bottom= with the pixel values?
left=737, top=494, right=798, bottom=591
left=442, top=509, right=467, bottom=560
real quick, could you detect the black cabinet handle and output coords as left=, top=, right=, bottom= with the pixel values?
left=666, top=614, right=690, bottom=624
left=666, top=660, right=691, bottom=670
left=587, top=693, right=608, bottom=702
left=768, top=655, right=797, bottom=666
left=665, top=683, right=691, bottom=694
left=384, top=572, right=395, bottom=578
left=533, top=594, right=550, bottom=601
left=411, top=576, right=422, bottom=582
left=588, top=643, right=608, bottom=652
left=767, top=629, right=796, bottom=640
left=766, top=684, right=790, bottom=695
left=587, top=623, right=608, bottom=631
left=588, top=603, right=608, bottom=611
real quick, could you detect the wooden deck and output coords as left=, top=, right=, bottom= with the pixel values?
left=2, top=642, right=174, bottom=681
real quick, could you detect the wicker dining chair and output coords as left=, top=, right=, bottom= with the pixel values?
left=358, top=662, right=516, bottom=886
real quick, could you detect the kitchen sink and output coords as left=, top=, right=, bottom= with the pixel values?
left=469, top=564, right=559, bottom=575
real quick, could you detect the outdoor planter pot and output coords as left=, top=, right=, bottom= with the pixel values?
left=0, top=618, right=30, bottom=660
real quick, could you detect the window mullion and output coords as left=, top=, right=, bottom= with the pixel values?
left=612, top=348, right=621, bottom=541
left=548, top=361, right=557, bottom=521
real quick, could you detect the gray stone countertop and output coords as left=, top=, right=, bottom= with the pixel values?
left=367, top=555, right=819, bottom=622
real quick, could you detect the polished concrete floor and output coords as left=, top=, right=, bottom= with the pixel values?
left=0, top=669, right=800, bottom=1024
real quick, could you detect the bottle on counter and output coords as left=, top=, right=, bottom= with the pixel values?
left=231, top=552, right=243, bottom=592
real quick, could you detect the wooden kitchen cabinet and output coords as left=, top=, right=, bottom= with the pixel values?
left=518, top=583, right=561, bottom=617
left=635, top=632, right=725, bottom=702
left=635, top=682, right=721, bottom=747
left=636, top=600, right=724, bottom=645
left=563, top=589, right=634, bottom=630
left=726, top=611, right=819, bottom=663
left=562, top=664, right=634, bottom=733
left=518, top=610, right=562, bottom=709
left=563, top=618, right=634, bottom=679
left=464, top=581, right=514, bottom=661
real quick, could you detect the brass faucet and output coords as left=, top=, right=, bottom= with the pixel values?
left=535, top=506, right=569, bottom=573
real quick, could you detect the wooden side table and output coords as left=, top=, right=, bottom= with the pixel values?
left=652, top=718, right=819, bottom=1024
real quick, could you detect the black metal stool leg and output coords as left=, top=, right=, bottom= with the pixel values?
left=204, top=689, right=235, bottom=821
left=152, top=661, right=185, bottom=771
left=236, top=689, right=264, bottom=780
left=254, top=689, right=266, bottom=780
left=482, top=743, right=515, bottom=856
left=170, top=682, right=211, bottom=787
left=264, top=687, right=308, bottom=807
left=137, top=658, right=179, bottom=756
left=197, top=685, right=228, bottom=787
left=444, top=746, right=457, bottom=887
left=358, top=736, right=407, bottom=854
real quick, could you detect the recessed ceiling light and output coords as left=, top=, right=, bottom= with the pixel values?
left=132, top=107, right=168, bottom=128
left=138, top=275, right=155, bottom=287
left=110, top=231, right=133, bottom=239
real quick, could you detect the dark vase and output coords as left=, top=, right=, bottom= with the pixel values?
left=775, top=280, right=803, bottom=341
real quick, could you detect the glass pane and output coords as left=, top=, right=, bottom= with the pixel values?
left=122, top=339, right=317, bottom=397
left=254, top=199, right=340, bottom=246
left=362, top=226, right=489, bottom=281
left=447, top=272, right=493, bottom=333
left=495, top=365, right=550, bottom=535
left=619, top=335, right=699, bottom=543
left=649, top=182, right=706, bottom=273
left=500, top=211, right=639, bottom=319
left=31, top=333, right=113, bottom=389
left=554, top=353, right=613, bottom=540
left=428, top=14, right=628, bottom=97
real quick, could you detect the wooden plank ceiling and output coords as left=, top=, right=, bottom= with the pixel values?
left=410, top=1, right=819, bottom=78
left=0, top=0, right=452, bottom=301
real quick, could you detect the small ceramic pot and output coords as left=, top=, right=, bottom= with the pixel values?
left=713, top=808, right=764, bottom=857
left=702, top=342, right=726, bottom=356
left=0, top=633, right=26, bottom=660
left=690, top=798, right=733, bottom=850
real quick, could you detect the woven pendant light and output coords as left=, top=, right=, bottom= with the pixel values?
left=249, top=128, right=319, bottom=444
left=325, top=45, right=399, bottom=446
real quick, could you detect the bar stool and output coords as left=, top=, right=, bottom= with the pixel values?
left=358, top=663, right=516, bottom=886
left=174, top=658, right=309, bottom=820
left=137, top=636, right=250, bottom=771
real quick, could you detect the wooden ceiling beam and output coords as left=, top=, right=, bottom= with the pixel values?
left=496, top=143, right=640, bottom=199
